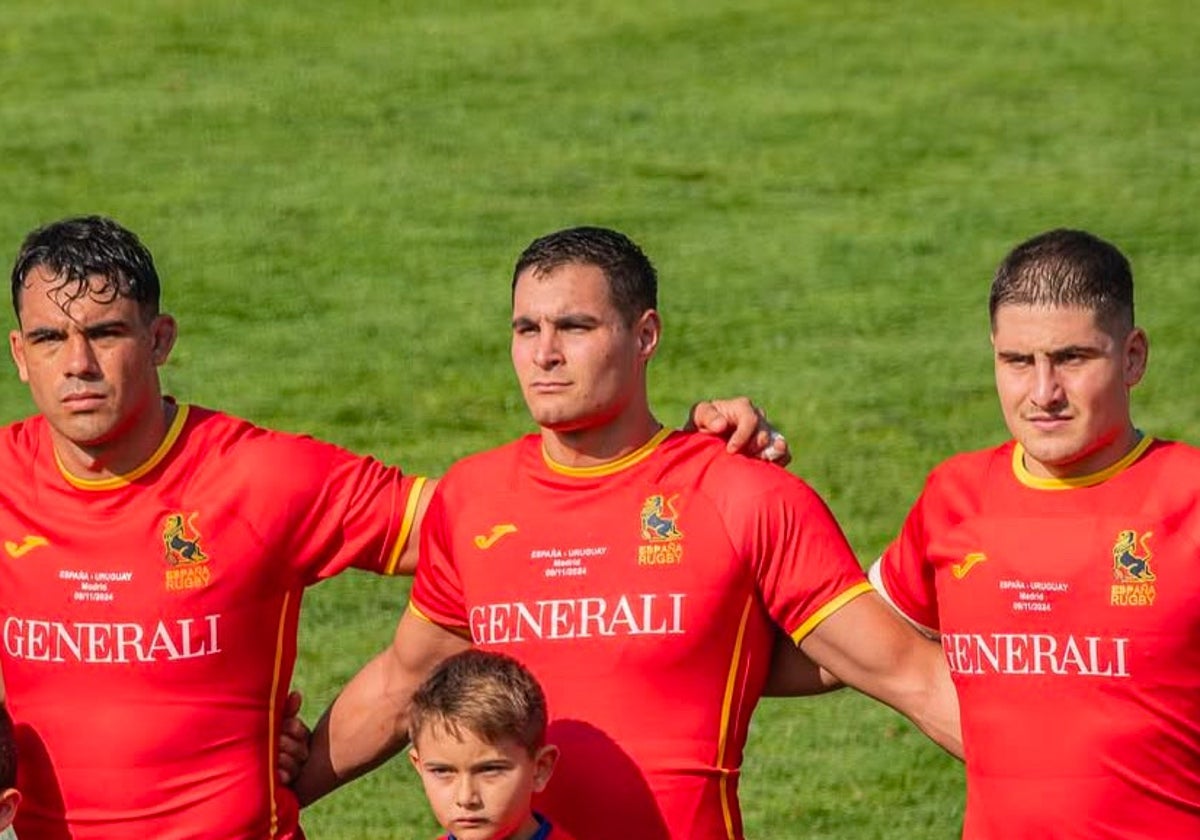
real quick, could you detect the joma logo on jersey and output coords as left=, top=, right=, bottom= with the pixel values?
left=951, top=552, right=987, bottom=580
left=474, top=524, right=517, bottom=550
left=162, top=513, right=211, bottom=591
left=638, top=494, right=684, bottom=566
left=4, top=535, right=49, bottom=558
left=1110, top=529, right=1156, bottom=607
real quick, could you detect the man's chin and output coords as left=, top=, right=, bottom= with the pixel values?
left=1019, top=442, right=1089, bottom=477
left=532, top=413, right=591, bottom=433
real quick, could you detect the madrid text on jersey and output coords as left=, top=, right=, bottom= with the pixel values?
left=469, top=594, right=686, bottom=645
left=4, top=615, right=222, bottom=663
left=942, top=632, right=1131, bottom=678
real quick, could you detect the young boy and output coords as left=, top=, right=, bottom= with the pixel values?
left=408, top=650, right=574, bottom=840
left=0, top=705, right=20, bottom=839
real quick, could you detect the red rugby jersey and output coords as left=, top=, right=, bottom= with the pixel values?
left=873, top=437, right=1200, bottom=839
left=0, top=404, right=424, bottom=840
left=412, top=429, right=870, bottom=840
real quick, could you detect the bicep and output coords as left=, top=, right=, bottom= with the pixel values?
left=386, top=605, right=470, bottom=682
left=797, top=591, right=943, bottom=703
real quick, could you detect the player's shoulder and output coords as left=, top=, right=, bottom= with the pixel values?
left=659, top=430, right=828, bottom=506
left=0, top=414, right=44, bottom=463
left=923, top=440, right=1014, bottom=491
left=893, top=441, right=1016, bottom=523
left=670, top=430, right=796, bottom=480
left=179, top=404, right=382, bottom=485
left=442, top=435, right=533, bottom=483
left=1142, top=437, right=1200, bottom=468
left=1131, top=438, right=1200, bottom=494
left=184, top=404, right=343, bottom=457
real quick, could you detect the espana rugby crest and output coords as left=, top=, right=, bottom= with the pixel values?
left=638, top=494, right=683, bottom=566
left=162, top=512, right=212, bottom=591
left=1110, top=529, right=1155, bottom=607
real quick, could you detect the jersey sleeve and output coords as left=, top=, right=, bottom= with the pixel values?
left=726, top=467, right=872, bottom=644
left=259, top=434, right=426, bottom=585
left=408, top=481, right=470, bottom=633
left=869, top=480, right=942, bottom=635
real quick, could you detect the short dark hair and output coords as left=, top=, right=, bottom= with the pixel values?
left=512, top=226, right=657, bottom=324
left=409, top=650, right=547, bottom=756
left=989, top=229, right=1134, bottom=331
left=0, top=705, right=16, bottom=789
left=10, top=215, right=162, bottom=318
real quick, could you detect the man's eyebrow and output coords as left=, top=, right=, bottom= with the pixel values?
left=555, top=312, right=601, bottom=325
left=24, top=324, right=65, bottom=339
left=1048, top=344, right=1103, bottom=357
left=82, top=318, right=135, bottom=334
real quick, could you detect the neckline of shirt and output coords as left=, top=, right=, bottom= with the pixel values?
left=541, top=426, right=673, bottom=478
left=1011, top=432, right=1153, bottom=491
left=54, top=403, right=191, bottom=491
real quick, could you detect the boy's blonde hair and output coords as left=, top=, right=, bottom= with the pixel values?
left=409, top=650, right=547, bottom=755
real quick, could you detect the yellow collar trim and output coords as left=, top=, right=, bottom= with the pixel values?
left=543, top=427, right=673, bottom=478
left=1013, top=433, right=1153, bottom=490
left=56, top=404, right=191, bottom=490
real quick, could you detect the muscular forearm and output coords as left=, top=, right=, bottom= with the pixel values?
left=799, top=593, right=962, bottom=758
left=873, top=643, right=962, bottom=759
left=294, top=609, right=471, bottom=805
left=293, top=649, right=411, bottom=806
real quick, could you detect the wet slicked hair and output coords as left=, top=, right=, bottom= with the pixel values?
left=989, top=229, right=1134, bottom=331
left=512, top=226, right=657, bottom=325
left=11, top=215, right=162, bottom=319
left=0, top=705, right=15, bottom=789
left=409, top=650, right=548, bottom=755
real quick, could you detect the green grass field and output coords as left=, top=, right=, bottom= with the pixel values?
left=3, top=1, right=1200, bottom=836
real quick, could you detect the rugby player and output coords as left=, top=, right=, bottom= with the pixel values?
left=869, top=229, right=1200, bottom=838
left=296, top=226, right=961, bottom=839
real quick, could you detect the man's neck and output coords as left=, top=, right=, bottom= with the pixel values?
left=541, top=411, right=663, bottom=469
left=1023, top=425, right=1144, bottom=481
left=52, top=398, right=177, bottom=480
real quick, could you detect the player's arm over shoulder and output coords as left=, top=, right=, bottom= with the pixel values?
left=797, top=590, right=961, bottom=758
left=294, top=606, right=469, bottom=805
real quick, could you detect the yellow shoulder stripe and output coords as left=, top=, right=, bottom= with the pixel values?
left=789, top=581, right=874, bottom=644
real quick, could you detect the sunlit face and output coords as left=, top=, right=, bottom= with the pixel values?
left=410, top=724, right=557, bottom=840
left=9, top=265, right=176, bottom=468
left=992, top=304, right=1147, bottom=479
left=511, top=262, right=658, bottom=433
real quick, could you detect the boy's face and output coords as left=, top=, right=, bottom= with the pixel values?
left=410, top=723, right=557, bottom=840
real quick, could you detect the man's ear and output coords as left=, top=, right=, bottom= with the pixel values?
left=150, top=314, right=178, bottom=366
left=635, top=310, right=661, bottom=362
left=9, top=330, right=28, bottom=384
left=1123, top=327, right=1148, bottom=387
left=0, top=786, right=21, bottom=831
